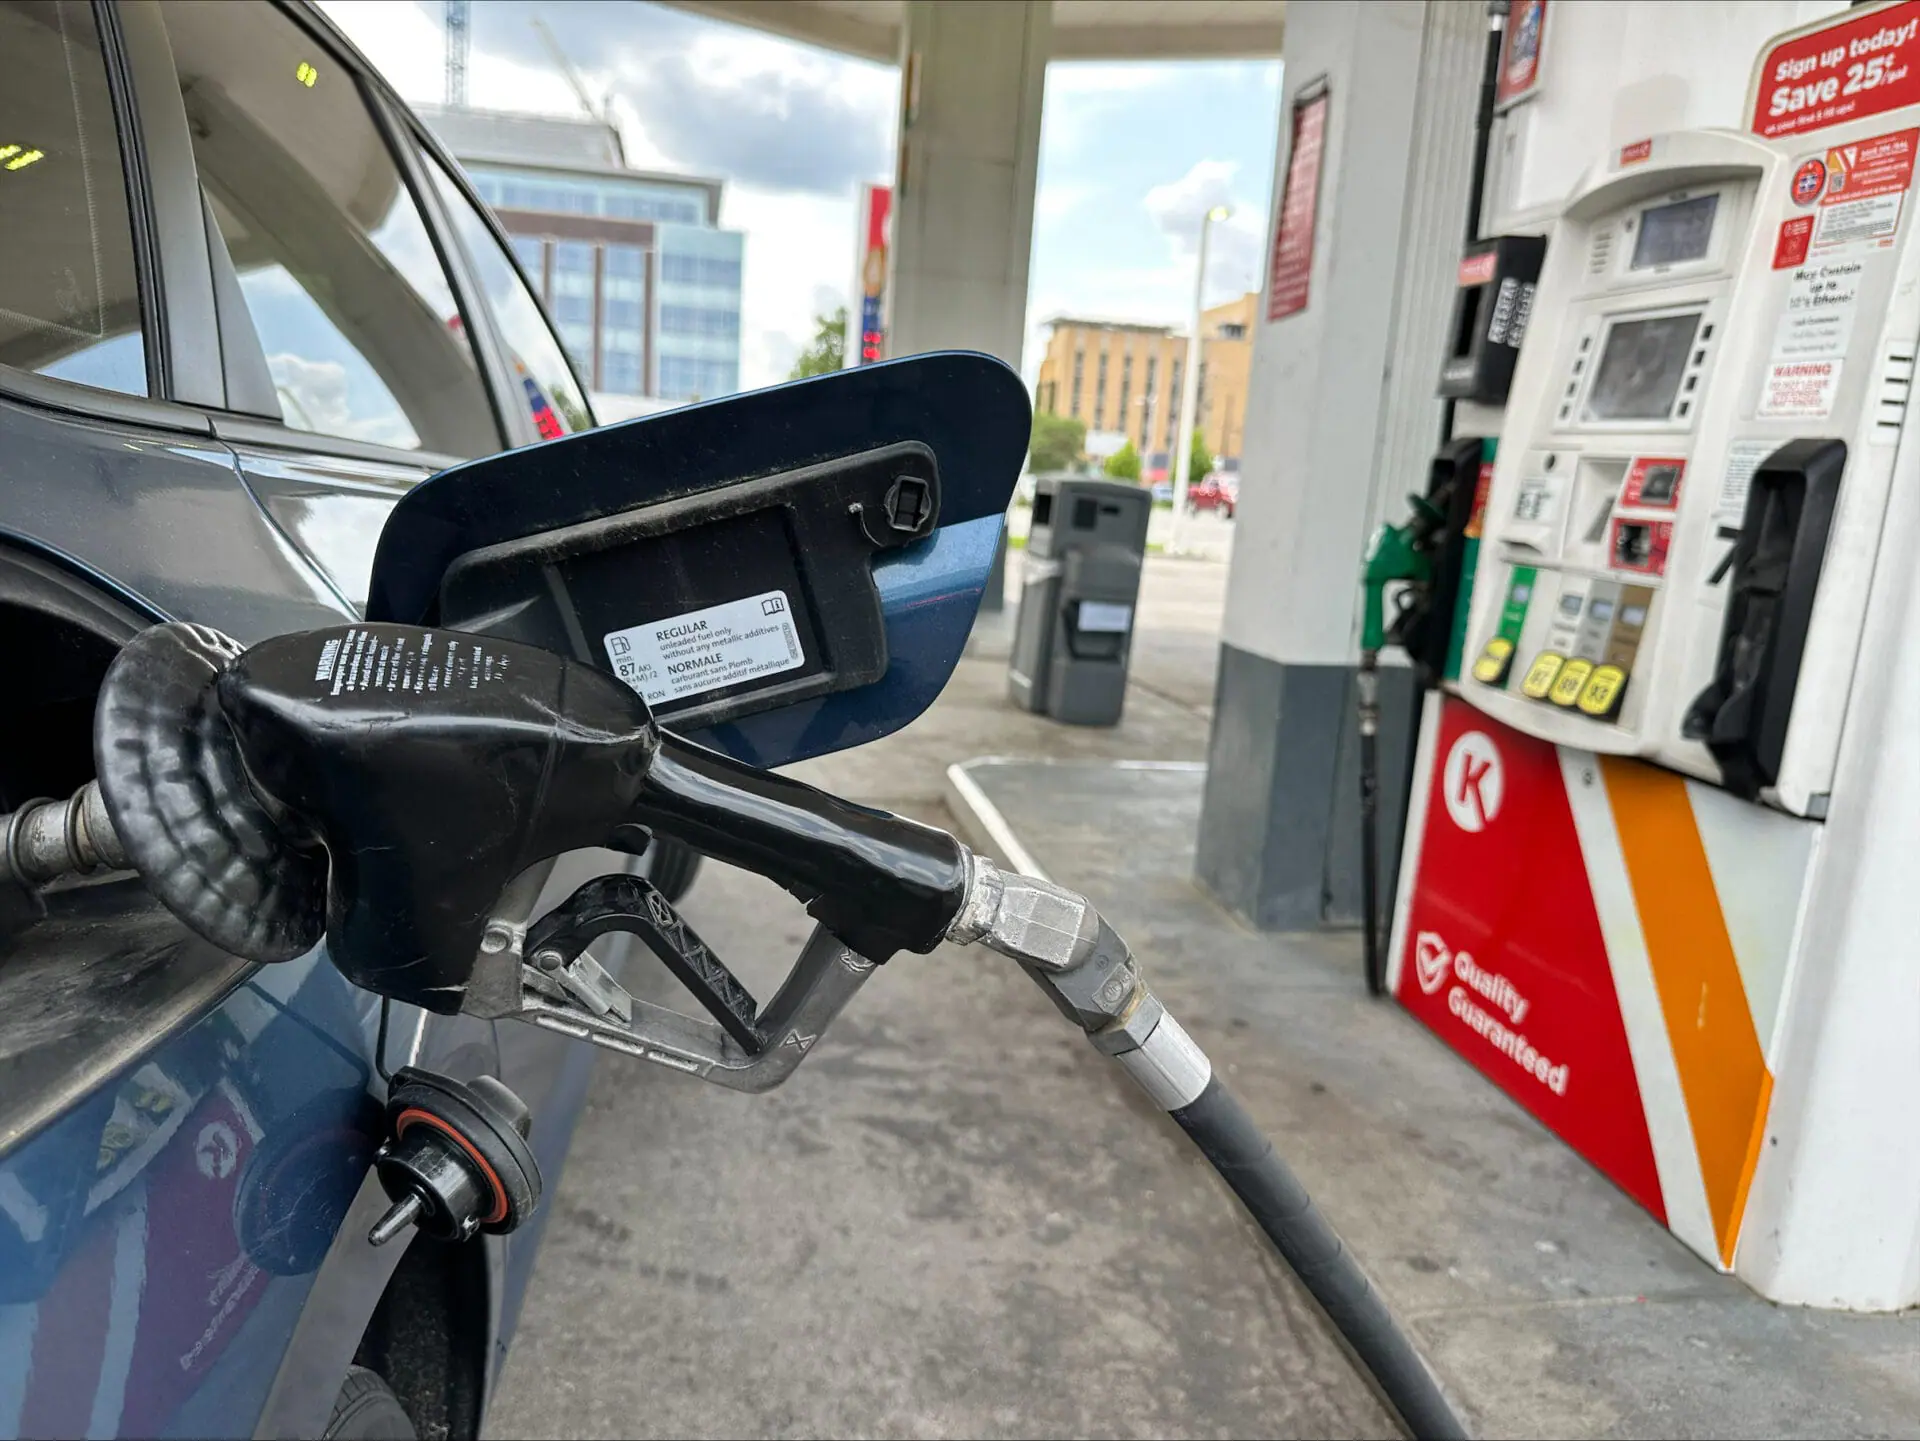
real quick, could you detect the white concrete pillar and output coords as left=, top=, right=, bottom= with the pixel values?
left=886, top=0, right=1049, bottom=365
left=886, top=0, right=1049, bottom=609
left=1196, top=1, right=1486, bottom=929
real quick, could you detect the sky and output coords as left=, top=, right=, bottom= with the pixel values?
left=319, top=0, right=1281, bottom=391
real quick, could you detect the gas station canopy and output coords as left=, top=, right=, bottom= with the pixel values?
left=661, top=0, right=1284, bottom=62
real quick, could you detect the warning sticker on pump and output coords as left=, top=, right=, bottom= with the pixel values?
left=1772, top=260, right=1862, bottom=360
left=1808, top=128, right=1919, bottom=255
left=603, top=590, right=805, bottom=706
left=1759, top=358, right=1843, bottom=418
left=1716, top=439, right=1777, bottom=521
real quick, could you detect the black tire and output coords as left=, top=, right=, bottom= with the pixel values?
left=645, top=835, right=703, bottom=903
left=323, top=1367, right=416, bottom=1440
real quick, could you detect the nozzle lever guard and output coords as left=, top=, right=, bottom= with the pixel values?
left=468, top=872, right=881, bottom=1092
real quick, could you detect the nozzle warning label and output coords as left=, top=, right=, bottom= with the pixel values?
left=603, top=590, right=805, bottom=707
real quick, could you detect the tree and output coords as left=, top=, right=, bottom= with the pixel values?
left=1103, top=438, right=1142, bottom=481
left=1189, top=428, right=1214, bottom=482
left=1028, top=411, right=1085, bottom=472
left=789, top=308, right=847, bottom=379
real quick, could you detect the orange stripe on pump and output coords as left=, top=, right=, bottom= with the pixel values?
left=1600, top=757, right=1773, bottom=1268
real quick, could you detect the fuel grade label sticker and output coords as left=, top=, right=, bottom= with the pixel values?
left=603, top=589, right=805, bottom=705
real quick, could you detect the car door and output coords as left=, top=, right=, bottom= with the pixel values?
left=0, top=4, right=429, bottom=1437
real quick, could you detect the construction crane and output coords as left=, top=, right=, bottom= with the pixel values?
left=444, top=0, right=469, bottom=108
left=531, top=15, right=612, bottom=124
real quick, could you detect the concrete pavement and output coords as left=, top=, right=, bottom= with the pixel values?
left=485, top=554, right=1404, bottom=1439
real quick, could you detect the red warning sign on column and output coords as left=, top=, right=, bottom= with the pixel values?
left=1267, top=86, right=1329, bottom=322
left=1751, top=2, right=1920, bottom=139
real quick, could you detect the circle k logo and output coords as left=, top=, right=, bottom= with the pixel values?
left=1792, top=157, right=1827, bottom=206
left=1443, top=729, right=1504, bottom=833
left=195, top=1120, right=238, bottom=1181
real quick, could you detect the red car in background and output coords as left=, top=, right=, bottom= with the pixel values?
left=1188, top=473, right=1238, bottom=518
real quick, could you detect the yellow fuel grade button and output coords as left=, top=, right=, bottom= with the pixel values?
left=1577, top=664, right=1627, bottom=719
left=1520, top=651, right=1565, bottom=700
left=1471, top=637, right=1515, bottom=686
left=1549, top=658, right=1594, bottom=707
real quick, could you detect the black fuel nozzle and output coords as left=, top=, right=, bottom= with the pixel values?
left=89, top=622, right=971, bottom=1014
left=94, top=622, right=659, bottom=1011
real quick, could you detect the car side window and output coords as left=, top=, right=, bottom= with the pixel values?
left=424, top=155, right=593, bottom=438
left=161, top=1, right=498, bottom=457
left=0, top=0, right=148, bottom=396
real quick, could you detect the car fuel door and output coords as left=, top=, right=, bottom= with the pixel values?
left=366, top=352, right=1032, bottom=768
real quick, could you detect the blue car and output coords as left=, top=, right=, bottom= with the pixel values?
left=0, top=3, right=693, bottom=1434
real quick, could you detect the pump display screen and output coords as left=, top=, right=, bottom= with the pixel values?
left=1632, top=194, right=1718, bottom=269
left=1584, top=313, right=1700, bottom=421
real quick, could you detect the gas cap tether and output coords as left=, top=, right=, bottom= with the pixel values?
left=368, top=1069, right=542, bottom=1246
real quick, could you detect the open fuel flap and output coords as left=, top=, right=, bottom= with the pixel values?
left=365, top=350, right=1031, bottom=769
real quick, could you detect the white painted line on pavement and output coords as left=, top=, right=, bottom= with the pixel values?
left=945, top=760, right=1052, bottom=883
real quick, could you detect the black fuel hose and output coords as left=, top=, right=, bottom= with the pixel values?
left=1170, top=1076, right=1467, bottom=1440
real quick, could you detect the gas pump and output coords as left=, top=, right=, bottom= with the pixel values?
left=1389, top=2, right=1920, bottom=1309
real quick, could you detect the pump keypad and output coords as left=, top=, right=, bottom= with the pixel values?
left=1520, top=651, right=1565, bottom=699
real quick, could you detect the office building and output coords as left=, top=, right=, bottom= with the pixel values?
left=419, top=105, right=744, bottom=405
left=1034, top=293, right=1255, bottom=472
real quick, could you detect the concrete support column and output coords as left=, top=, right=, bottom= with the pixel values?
left=1195, top=1, right=1485, bottom=930
left=887, top=0, right=1049, bottom=610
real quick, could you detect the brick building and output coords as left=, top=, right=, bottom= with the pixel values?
left=1033, top=292, right=1254, bottom=473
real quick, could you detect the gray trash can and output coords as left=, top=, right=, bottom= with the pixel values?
left=1008, top=477, right=1151, bottom=725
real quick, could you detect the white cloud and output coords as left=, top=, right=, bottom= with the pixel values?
left=1041, top=61, right=1198, bottom=154
left=1145, top=160, right=1239, bottom=242
left=722, top=184, right=859, bottom=388
left=321, top=0, right=597, bottom=118
left=498, top=5, right=899, bottom=196
left=469, top=51, right=599, bottom=120
left=1145, top=160, right=1265, bottom=307
left=1046, top=62, right=1190, bottom=98
left=267, top=351, right=419, bottom=450
left=320, top=1, right=440, bottom=96
left=1035, top=180, right=1097, bottom=225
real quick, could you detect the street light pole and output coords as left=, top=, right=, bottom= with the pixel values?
left=1170, top=204, right=1228, bottom=554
